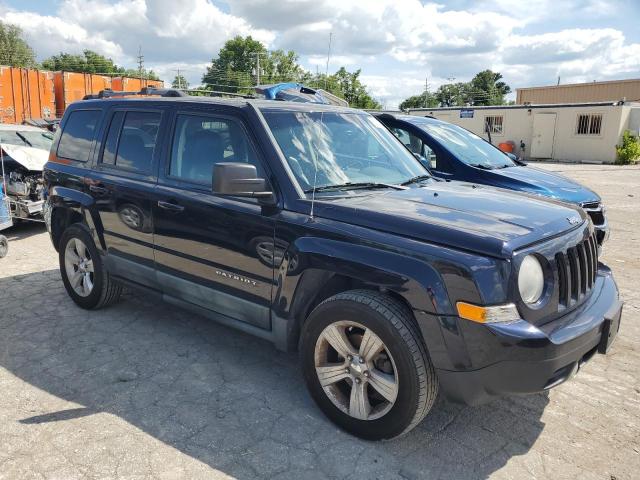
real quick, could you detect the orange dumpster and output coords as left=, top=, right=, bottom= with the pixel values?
left=111, top=77, right=164, bottom=92
left=53, top=72, right=114, bottom=117
left=0, top=66, right=56, bottom=124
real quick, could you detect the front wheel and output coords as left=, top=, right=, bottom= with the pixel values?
left=59, top=224, right=122, bottom=309
left=0, top=235, right=8, bottom=258
left=300, top=290, right=438, bottom=440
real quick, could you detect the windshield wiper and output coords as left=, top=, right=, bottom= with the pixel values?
left=304, top=182, right=407, bottom=193
left=469, top=163, right=493, bottom=170
left=15, top=132, right=33, bottom=147
left=401, top=174, right=432, bottom=186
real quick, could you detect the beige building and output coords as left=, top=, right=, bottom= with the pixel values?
left=407, top=102, right=640, bottom=164
left=516, top=79, right=640, bottom=104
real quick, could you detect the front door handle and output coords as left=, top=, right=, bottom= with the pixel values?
left=89, top=185, right=108, bottom=194
left=157, top=200, right=184, bottom=212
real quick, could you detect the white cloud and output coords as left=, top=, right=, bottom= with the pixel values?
left=2, top=0, right=639, bottom=107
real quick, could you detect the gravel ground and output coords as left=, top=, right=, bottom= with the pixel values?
left=0, top=163, right=638, bottom=480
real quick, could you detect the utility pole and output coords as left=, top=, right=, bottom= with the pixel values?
left=424, top=77, right=429, bottom=108
left=252, top=52, right=267, bottom=86
left=325, top=31, right=332, bottom=90
left=137, top=45, right=144, bottom=79
left=173, top=68, right=182, bottom=89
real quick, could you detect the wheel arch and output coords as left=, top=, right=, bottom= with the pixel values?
left=271, top=236, right=452, bottom=352
left=48, top=186, right=104, bottom=252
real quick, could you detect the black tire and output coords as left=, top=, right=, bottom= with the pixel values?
left=0, top=235, right=8, bottom=258
left=300, top=289, right=438, bottom=440
left=59, top=224, right=122, bottom=309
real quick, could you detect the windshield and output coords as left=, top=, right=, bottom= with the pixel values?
left=262, top=111, right=428, bottom=192
left=0, top=129, right=54, bottom=151
left=415, top=120, right=515, bottom=169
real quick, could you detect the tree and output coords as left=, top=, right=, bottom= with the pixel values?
left=202, top=37, right=381, bottom=108
left=202, top=37, right=308, bottom=93
left=467, top=70, right=511, bottom=105
left=41, top=50, right=159, bottom=79
left=434, top=83, right=467, bottom=107
left=329, top=67, right=381, bottom=109
left=0, top=21, right=37, bottom=68
left=172, top=74, right=189, bottom=89
left=263, top=49, right=304, bottom=82
left=202, top=36, right=266, bottom=92
left=399, top=92, right=439, bottom=111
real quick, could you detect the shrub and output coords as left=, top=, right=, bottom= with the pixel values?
left=616, top=130, right=640, bottom=165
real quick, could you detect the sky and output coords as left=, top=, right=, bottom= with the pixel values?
left=2, top=0, right=640, bottom=108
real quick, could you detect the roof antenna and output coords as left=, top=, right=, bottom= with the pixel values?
left=309, top=111, right=323, bottom=221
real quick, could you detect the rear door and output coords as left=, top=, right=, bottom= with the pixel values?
left=85, top=106, right=167, bottom=290
left=152, top=107, right=276, bottom=330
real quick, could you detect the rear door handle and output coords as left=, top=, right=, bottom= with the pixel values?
left=89, top=185, right=108, bottom=194
left=157, top=200, right=184, bottom=212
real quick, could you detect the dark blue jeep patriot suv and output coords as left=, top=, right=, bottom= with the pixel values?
left=44, top=92, right=623, bottom=440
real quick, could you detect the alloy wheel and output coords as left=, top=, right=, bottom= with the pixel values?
left=314, top=320, right=399, bottom=421
left=64, top=238, right=95, bottom=297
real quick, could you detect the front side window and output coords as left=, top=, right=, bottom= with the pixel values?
left=412, top=119, right=515, bottom=170
left=57, top=110, right=101, bottom=161
left=169, top=114, right=263, bottom=186
left=389, top=125, right=438, bottom=169
left=262, top=111, right=427, bottom=192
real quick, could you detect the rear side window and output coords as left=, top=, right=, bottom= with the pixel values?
left=169, top=114, right=263, bottom=185
left=57, top=110, right=101, bottom=161
left=101, top=111, right=161, bottom=172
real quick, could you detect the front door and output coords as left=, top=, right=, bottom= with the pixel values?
left=531, top=113, right=556, bottom=158
left=152, top=110, right=276, bottom=330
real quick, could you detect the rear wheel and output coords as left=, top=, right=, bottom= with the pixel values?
left=59, top=224, right=122, bottom=309
left=300, top=290, right=438, bottom=440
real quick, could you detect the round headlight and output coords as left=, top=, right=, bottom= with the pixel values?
left=518, top=255, right=545, bottom=304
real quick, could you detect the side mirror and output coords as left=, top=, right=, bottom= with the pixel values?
left=212, top=163, right=273, bottom=199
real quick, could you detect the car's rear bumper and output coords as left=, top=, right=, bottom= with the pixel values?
left=418, top=264, right=622, bottom=406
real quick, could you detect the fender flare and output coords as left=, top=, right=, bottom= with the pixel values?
left=48, top=186, right=105, bottom=252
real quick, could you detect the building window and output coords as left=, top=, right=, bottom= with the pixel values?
left=576, top=113, right=603, bottom=135
left=484, top=115, right=504, bottom=135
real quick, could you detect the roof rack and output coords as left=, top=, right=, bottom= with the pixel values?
left=83, top=87, right=187, bottom=100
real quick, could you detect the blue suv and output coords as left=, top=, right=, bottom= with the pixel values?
left=374, top=113, right=608, bottom=245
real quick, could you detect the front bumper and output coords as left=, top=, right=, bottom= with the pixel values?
left=420, top=264, right=622, bottom=406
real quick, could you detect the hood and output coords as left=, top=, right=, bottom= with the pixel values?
left=313, top=181, right=587, bottom=258
left=481, top=165, right=600, bottom=205
left=0, top=143, right=49, bottom=171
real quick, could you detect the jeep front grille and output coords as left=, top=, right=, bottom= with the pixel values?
left=555, top=232, right=598, bottom=310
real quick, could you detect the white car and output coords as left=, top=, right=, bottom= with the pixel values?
left=0, top=123, right=52, bottom=219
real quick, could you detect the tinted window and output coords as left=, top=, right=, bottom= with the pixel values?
left=57, top=110, right=100, bottom=161
left=114, top=111, right=161, bottom=172
left=101, top=111, right=125, bottom=165
left=170, top=114, right=263, bottom=185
